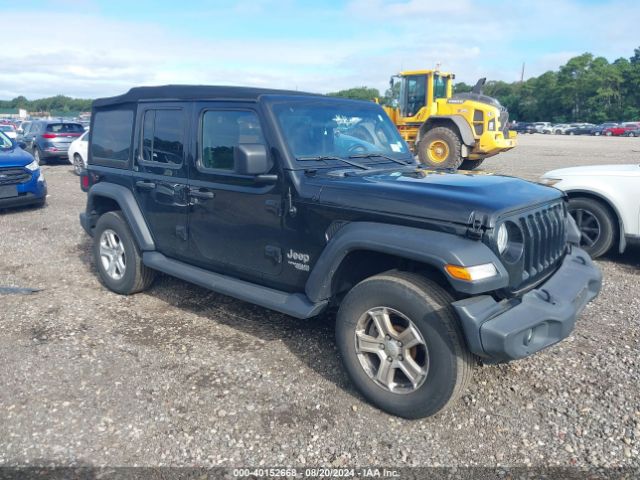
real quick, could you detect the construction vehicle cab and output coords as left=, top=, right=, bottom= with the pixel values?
left=383, top=70, right=516, bottom=170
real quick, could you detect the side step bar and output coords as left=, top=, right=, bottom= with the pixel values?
left=143, top=252, right=328, bottom=319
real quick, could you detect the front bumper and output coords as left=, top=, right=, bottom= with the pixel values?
left=452, top=247, right=602, bottom=362
left=471, top=131, right=517, bottom=159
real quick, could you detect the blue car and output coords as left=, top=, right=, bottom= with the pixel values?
left=0, top=131, right=47, bottom=209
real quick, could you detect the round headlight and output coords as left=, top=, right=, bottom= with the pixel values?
left=498, top=221, right=525, bottom=263
left=497, top=223, right=509, bottom=254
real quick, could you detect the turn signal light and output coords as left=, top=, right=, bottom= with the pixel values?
left=445, top=263, right=498, bottom=282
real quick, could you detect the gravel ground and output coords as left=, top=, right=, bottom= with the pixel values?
left=0, top=134, right=638, bottom=470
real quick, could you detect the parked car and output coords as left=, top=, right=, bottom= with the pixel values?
left=0, top=131, right=47, bottom=209
left=79, top=85, right=602, bottom=419
left=68, top=129, right=89, bottom=174
left=0, top=124, right=17, bottom=140
left=532, top=122, right=552, bottom=133
left=591, top=122, right=618, bottom=136
left=540, top=165, right=639, bottom=258
left=623, top=127, right=640, bottom=137
left=565, top=123, right=595, bottom=135
left=21, top=120, right=85, bottom=164
left=602, top=122, right=640, bottom=136
left=511, top=122, right=536, bottom=134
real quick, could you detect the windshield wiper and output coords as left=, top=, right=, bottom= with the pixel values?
left=348, top=153, right=413, bottom=166
left=297, top=155, right=371, bottom=170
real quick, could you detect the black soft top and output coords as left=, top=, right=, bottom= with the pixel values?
left=92, top=85, right=320, bottom=108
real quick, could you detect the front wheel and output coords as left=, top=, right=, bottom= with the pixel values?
left=335, top=271, right=473, bottom=418
left=568, top=197, right=615, bottom=258
left=417, top=127, right=463, bottom=169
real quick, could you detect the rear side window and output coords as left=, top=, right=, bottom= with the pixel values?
left=141, top=109, right=185, bottom=166
left=46, top=123, right=84, bottom=133
left=200, top=110, right=264, bottom=171
left=91, top=109, right=134, bottom=164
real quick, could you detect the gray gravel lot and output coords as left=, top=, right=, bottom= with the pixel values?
left=0, top=134, right=638, bottom=469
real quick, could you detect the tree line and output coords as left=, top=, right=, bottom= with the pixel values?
left=0, top=95, right=92, bottom=114
left=329, top=47, right=640, bottom=123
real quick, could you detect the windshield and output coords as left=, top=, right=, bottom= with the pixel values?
left=0, top=125, right=15, bottom=132
left=0, top=131, right=13, bottom=149
left=272, top=99, right=411, bottom=165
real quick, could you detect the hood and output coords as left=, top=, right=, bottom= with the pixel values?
left=315, top=167, right=563, bottom=227
left=544, top=164, right=640, bottom=178
left=0, top=146, right=34, bottom=167
left=450, top=92, right=502, bottom=109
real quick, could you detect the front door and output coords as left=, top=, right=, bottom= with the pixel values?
left=186, top=103, right=284, bottom=279
left=132, top=103, right=191, bottom=259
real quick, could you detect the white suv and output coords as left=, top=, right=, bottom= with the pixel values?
left=540, top=164, right=640, bottom=258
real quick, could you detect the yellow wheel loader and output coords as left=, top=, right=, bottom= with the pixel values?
left=382, top=70, right=517, bottom=170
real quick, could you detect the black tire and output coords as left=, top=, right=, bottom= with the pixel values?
left=568, top=197, right=615, bottom=259
left=417, top=127, right=463, bottom=169
left=569, top=131, right=575, bottom=135
left=555, top=130, right=562, bottom=135
left=605, top=131, right=612, bottom=136
left=460, top=158, right=484, bottom=170
left=33, top=147, right=45, bottom=165
left=93, top=211, right=156, bottom=294
left=335, top=271, right=473, bottom=418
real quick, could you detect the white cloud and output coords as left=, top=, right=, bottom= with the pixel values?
left=0, top=1, right=638, bottom=99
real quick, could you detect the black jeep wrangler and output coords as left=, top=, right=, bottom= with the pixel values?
left=80, top=86, right=602, bottom=418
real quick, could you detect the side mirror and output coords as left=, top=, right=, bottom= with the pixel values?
left=17, top=141, right=26, bottom=149
left=234, top=144, right=272, bottom=176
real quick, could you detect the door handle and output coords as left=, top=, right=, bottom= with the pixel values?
left=189, top=188, right=215, bottom=199
left=135, top=180, right=156, bottom=190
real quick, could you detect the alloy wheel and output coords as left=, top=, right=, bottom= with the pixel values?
left=570, top=208, right=601, bottom=248
left=354, top=306, right=429, bottom=394
left=99, top=229, right=126, bottom=280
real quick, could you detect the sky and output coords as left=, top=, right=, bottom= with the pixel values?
left=1, top=0, right=639, bottom=100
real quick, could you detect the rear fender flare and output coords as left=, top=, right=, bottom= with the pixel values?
left=305, top=222, right=508, bottom=302
left=86, top=182, right=155, bottom=251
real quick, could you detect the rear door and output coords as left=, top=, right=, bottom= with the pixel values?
left=132, top=103, right=192, bottom=259
left=185, top=102, right=284, bottom=278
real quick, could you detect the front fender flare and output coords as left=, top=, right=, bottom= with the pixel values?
left=420, top=115, right=476, bottom=146
left=305, top=222, right=508, bottom=302
left=85, top=182, right=156, bottom=251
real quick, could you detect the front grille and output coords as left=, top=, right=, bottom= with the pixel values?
left=518, top=202, right=566, bottom=285
left=0, top=167, right=31, bottom=185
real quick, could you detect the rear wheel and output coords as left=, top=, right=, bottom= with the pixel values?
left=460, top=159, right=484, bottom=170
left=417, top=127, right=463, bottom=169
left=93, top=211, right=156, bottom=294
left=33, top=147, right=45, bottom=165
left=335, top=271, right=473, bottom=418
left=568, top=197, right=615, bottom=258
left=73, top=154, right=83, bottom=175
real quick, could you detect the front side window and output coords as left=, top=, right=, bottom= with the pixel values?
left=405, top=75, right=427, bottom=116
left=91, top=109, right=134, bottom=162
left=200, top=110, right=264, bottom=171
left=433, top=74, right=447, bottom=100
left=272, top=99, right=411, bottom=162
left=0, top=131, right=12, bottom=149
left=141, top=109, right=184, bottom=165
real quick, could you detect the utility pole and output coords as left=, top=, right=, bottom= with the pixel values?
left=520, top=62, right=525, bottom=83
